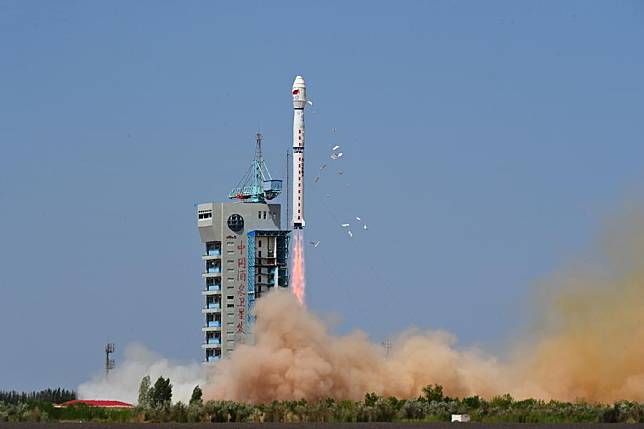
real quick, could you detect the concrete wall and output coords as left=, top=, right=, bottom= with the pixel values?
left=197, top=202, right=283, bottom=361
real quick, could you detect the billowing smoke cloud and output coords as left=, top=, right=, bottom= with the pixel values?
left=205, top=211, right=644, bottom=403
left=78, top=343, right=207, bottom=404
left=81, top=209, right=644, bottom=404
left=511, top=208, right=644, bottom=402
left=205, top=291, right=505, bottom=403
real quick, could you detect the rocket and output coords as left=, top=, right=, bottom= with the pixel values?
left=292, top=75, right=307, bottom=229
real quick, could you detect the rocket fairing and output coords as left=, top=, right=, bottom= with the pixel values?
left=292, top=75, right=307, bottom=229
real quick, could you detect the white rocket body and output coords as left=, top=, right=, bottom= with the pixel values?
left=292, top=76, right=306, bottom=229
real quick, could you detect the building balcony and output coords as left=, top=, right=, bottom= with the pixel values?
left=202, top=272, right=221, bottom=279
left=205, top=355, right=221, bottom=362
left=202, top=287, right=221, bottom=296
left=201, top=343, right=222, bottom=349
left=206, top=302, right=220, bottom=309
left=202, top=254, right=221, bottom=261
left=202, top=325, right=221, bottom=332
left=206, top=338, right=221, bottom=345
left=202, top=307, right=221, bottom=314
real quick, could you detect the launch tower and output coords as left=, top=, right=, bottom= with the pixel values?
left=197, top=134, right=290, bottom=363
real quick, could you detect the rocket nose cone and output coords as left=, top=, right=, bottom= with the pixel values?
left=293, top=75, right=306, bottom=88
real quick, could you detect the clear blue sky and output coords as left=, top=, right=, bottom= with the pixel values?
left=1, top=1, right=643, bottom=391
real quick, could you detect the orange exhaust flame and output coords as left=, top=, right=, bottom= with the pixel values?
left=291, top=229, right=306, bottom=306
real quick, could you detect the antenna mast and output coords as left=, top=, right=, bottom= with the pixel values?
left=105, top=343, right=115, bottom=377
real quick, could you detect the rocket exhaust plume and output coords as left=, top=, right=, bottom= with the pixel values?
left=204, top=207, right=644, bottom=403
left=291, top=229, right=306, bottom=306
left=205, top=290, right=502, bottom=403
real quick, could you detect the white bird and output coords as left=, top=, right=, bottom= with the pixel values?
left=336, top=152, right=344, bottom=158
left=337, top=170, right=344, bottom=175
left=314, top=176, right=320, bottom=183
left=340, top=223, right=350, bottom=228
left=309, top=240, right=320, bottom=248
left=307, top=100, right=313, bottom=106
left=347, top=230, right=353, bottom=238
left=320, top=164, right=327, bottom=171
left=330, top=153, right=339, bottom=160
left=332, top=145, right=340, bottom=151
left=363, top=224, right=368, bottom=230
left=355, top=217, right=361, bottom=221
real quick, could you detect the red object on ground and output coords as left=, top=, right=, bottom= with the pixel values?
left=56, top=399, right=134, bottom=408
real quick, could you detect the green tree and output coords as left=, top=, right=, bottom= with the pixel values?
left=170, top=401, right=188, bottom=422
left=490, top=393, right=513, bottom=409
left=422, top=384, right=445, bottom=403
left=189, top=385, right=203, bottom=406
left=137, top=375, right=151, bottom=408
left=364, top=392, right=381, bottom=407
left=149, top=377, right=172, bottom=408
left=462, top=395, right=482, bottom=409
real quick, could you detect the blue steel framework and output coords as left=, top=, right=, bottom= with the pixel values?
left=246, top=230, right=290, bottom=334
left=228, top=133, right=282, bottom=203
left=247, top=231, right=256, bottom=328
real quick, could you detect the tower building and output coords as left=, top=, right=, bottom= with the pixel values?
left=197, top=134, right=290, bottom=363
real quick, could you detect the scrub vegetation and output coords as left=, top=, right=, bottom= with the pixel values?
left=1, top=381, right=643, bottom=423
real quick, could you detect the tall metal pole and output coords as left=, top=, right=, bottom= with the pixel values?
left=286, top=149, right=290, bottom=230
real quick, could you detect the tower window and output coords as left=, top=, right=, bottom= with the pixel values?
left=198, top=210, right=212, bottom=220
